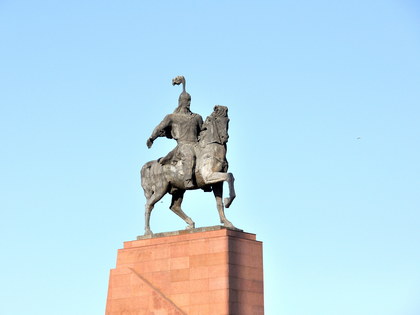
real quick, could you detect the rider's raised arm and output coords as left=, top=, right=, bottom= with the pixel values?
left=147, top=114, right=173, bottom=148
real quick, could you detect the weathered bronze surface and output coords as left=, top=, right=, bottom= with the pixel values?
left=141, top=76, right=236, bottom=235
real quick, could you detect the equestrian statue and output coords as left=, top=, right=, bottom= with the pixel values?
left=141, top=76, right=236, bottom=236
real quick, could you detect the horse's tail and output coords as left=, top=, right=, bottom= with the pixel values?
left=140, top=160, right=165, bottom=199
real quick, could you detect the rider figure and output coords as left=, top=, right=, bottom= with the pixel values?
left=146, top=77, right=203, bottom=189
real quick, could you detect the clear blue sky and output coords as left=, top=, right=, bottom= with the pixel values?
left=1, top=1, right=419, bottom=314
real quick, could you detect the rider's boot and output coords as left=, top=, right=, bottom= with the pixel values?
left=184, top=178, right=194, bottom=189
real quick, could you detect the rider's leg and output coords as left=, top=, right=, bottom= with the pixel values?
left=181, top=146, right=195, bottom=189
left=183, top=161, right=194, bottom=188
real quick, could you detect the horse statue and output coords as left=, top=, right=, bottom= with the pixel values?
left=141, top=105, right=236, bottom=236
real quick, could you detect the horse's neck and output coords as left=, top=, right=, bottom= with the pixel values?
left=199, top=129, right=212, bottom=144
left=200, top=116, right=228, bottom=145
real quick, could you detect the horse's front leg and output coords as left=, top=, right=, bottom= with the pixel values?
left=224, top=172, right=236, bottom=208
left=212, top=182, right=236, bottom=229
left=200, top=160, right=236, bottom=208
left=170, top=190, right=195, bottom=230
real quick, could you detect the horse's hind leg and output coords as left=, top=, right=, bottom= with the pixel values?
left=144, top=189, right=166, bottom=236
left=170, top=190, right=195, bottom=230
left=212, top=182, right=236, bottom=229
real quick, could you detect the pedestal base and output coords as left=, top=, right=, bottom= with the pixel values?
left=105, top=226, right=264, bottom=315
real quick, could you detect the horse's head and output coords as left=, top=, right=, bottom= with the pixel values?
left=212, top=105, right=228, bottom=118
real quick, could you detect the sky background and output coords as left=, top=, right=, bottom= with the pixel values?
left=1, top=1, right=419, bottom=314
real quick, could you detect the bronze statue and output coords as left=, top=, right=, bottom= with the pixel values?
left=141, top=76, right=236, bottom=236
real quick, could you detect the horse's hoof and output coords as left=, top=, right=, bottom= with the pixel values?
left=224, top=197, right=235, bottom=208
left=144, top=229, right=153, bottom=236
left=186, top=223, right=195, bottom=230
left=223, top=221, right=236, bottom=229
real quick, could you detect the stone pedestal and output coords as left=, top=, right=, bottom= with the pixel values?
left=105, top=226, right=264, bottom=315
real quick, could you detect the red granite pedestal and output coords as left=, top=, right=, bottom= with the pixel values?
left=105, top=226, right=264, bottom=315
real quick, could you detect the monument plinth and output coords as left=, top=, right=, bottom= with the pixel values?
left=105, top=226, right=264, bottom=315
